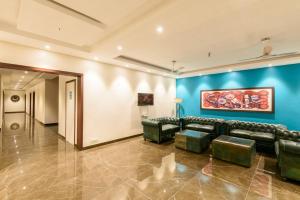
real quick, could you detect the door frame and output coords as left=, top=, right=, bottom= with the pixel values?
left=65, top=79, right=77, bottom=145
left=32, top=92, right=35, bottom=118
left=0, top=62, right=84, bottom=150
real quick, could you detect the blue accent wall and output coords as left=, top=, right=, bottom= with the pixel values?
left=176, top=63, right=300, bottom=130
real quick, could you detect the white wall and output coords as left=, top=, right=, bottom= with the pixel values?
left=26, top=80, right=45, bottom=123
left=0, top=75, right=3, bottom=128
left=58, top=75, right=77, bottom=137
left=4, top=90, right=26, bottom=113
left=26, top=78, right=59, bottom=124
left=0, top=41, right=176, bottom=147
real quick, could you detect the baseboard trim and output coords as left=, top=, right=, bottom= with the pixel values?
left=82, top=133, right=143, bottom=150
left=44, top=123, right=59, bottom=126
left=4, top=111, right=25, bottom=114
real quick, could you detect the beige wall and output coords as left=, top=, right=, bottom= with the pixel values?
left=4, top=90, right=26, bottom=113
left=0, top=41, right=176, bottom=147
left=45, top=77, right=59, bottom=124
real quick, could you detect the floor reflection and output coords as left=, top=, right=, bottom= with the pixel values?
left=0, top=113, right=299, bottom=199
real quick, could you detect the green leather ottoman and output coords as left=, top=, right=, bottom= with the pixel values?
left=212, top=135, right=256, bottom=167
left=175, top=130, right=210, bottom=153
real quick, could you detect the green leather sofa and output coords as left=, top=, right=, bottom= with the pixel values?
left=181, top=116, right=225, bottom=140
left=225, top=120, right=286, bottom=153
left=142, top=117, right=180, bottom=144
left=275, top=130, right=300, bottom=181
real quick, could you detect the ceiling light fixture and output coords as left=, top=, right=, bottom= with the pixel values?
left=117, top=45, right=123, bottom=51
left=156, top=25, right=164, bottom=34
left=44, top=45, right=51, bottom=50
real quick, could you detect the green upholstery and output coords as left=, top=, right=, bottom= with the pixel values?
left=175, top=130, right=210, bottom=153
left=212, top=135, right=256, bottom=167
left=182, top=116, right=225, bottom=139
left=142, top=117, right=180, bottom=144
left=275, top=130, right=300, bottom=181
left=226, top=120, right=286, bottom=153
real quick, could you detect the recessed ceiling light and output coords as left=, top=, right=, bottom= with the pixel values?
left=21, top=76, right=25, bottom=79
left=125, top=64, right=129, bottom=67
left=117, top=45, right=123, bottom=51
left=24, top=71, right=28, bottom=74
left=44, top=45, right=51, bottom=50
left=94, top=56, right=99, bottom=61
left=156, top=26, right=164, bottom=34
left=268, top=63, right=273, bottom=67
left=147, top=69, right=151, bottom=73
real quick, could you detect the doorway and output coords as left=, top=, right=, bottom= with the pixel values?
left=65, top=80, right=76, bottom=145
left=0, top=62, right=83, bottom=150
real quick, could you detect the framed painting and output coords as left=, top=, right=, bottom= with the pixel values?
left=200, top=87, right=274, bottom=113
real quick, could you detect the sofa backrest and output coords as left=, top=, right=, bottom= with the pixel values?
left=276, top=130, right=300, bottom=142
left=153, top=117, right=180, bottom=125
left=183, top=116, right=223, bottom=125
left=228, top=120, right=284, bottom=134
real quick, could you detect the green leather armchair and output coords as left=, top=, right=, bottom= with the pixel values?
left=225, top=120, right=286, bottom=153
left=142, top=117, right=180, bottom=144
left=181, top=116, right=225, bottom=140
left=275, top=130, right=300, bottom=181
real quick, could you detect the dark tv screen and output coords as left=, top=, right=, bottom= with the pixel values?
left=138, top=93, right=154, bottom=106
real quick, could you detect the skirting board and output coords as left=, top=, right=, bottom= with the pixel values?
left=4, top=111, right=25, bottom=113
left=82, top=133, right=143, bottom=150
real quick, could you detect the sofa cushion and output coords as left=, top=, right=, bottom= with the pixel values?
left=230, top=129, right=252, bottom=139
left=162, top=124, right=179, bottom=132
left=251, top=132, right=275, bottom=142
left=185, top=123, right=214, bottom=132
left=279, top=139, right=300, bottom=155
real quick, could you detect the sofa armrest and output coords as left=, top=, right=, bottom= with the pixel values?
left=279, top=139, right=300, bottom=155
left=142, top=119, right=161, bottom=127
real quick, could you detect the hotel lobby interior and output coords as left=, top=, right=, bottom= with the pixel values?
left=0, top=0, right=299, bottom=199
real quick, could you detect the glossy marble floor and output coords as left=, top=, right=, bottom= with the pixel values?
left=0, top=113, right=299, bottom=200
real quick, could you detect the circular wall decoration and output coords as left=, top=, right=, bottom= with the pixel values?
left=11, top=95, right=20, bottom=102
left=10, top=123, right=20, bottom=130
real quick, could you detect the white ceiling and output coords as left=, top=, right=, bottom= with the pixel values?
left=0, top=68, right=57, bottom=90
left=0, top=0, right=300, bottom=76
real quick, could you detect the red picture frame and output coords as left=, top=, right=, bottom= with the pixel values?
left=200, top=87, right=274, bottom=113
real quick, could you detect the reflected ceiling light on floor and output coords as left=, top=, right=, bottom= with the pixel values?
left=24, top=71, right=28, bottom=74
left=228, top=69, right=232, bottom=72
left=117, top=45, right=123, bottom=51
left=44, top=45, right=51, bottom=50
left=156, top=25, right=164, bottom=34
left=199, top=73, right=202, bottom=76
left=94, top=56, right=99, bottom=61
left=125, top=64, right=129, bottom=67
left=21, top=76, right=25, bottom=79
left=268, top=63, right=273, bottom=67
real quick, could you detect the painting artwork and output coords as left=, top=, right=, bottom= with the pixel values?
left=138, top=93, right=154, bottom=106
left=201, top=87, right=274, bottom=112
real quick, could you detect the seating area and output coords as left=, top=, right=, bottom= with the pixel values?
left=142, top=116, right=300, bottom=181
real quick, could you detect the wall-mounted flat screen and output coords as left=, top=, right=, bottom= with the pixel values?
left=138, top=93, right=154, bottom=106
